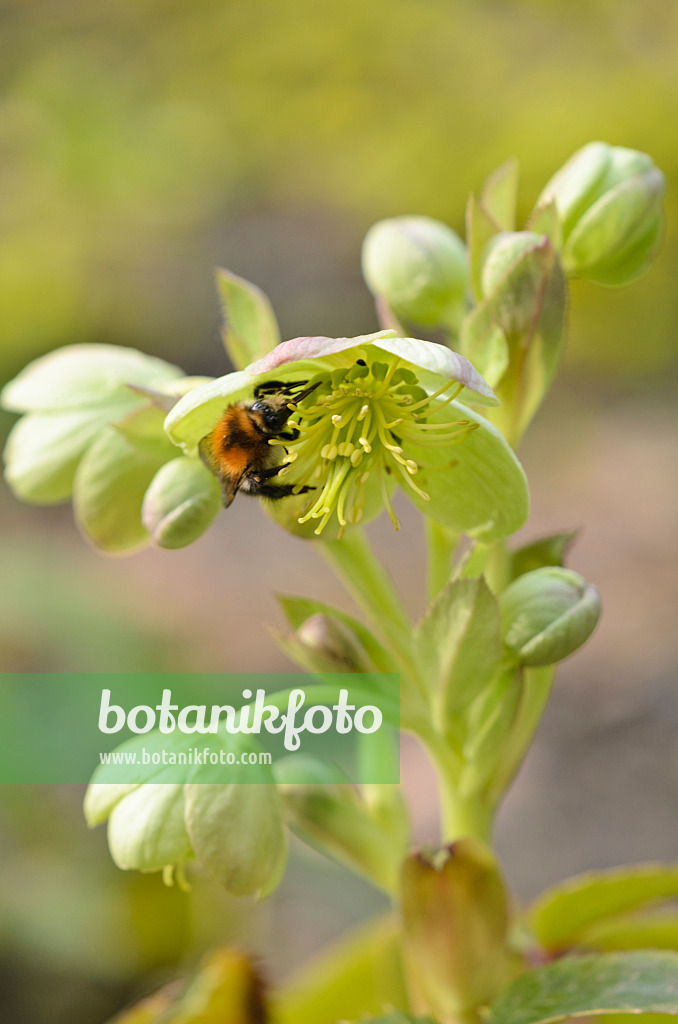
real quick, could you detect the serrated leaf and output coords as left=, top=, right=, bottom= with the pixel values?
left=510, top=531, right=577, bottom=579
left=481, top=159, right=519, bottom=233
left=530, top=865, right=678, bottom=951
left=488, top=951, right=678, bottom=1024
left=416, top=577, right=502, bottom=727
left=216, top=268, right=281, bottom=370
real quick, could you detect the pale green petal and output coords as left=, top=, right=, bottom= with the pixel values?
left=405, top=401, right=529, bottom=541
left=74, top=414, right=178, bottom=553
left=184, top=782, right=287, bottom=896
left=84, top=782, right=140, bottom=827
left=1, top=344, right=183, bottom=413
left=108, top=784, right=192, bottom=872
left=165, top=334, right=496, bottom=454
left=3, top=400, right=138, bottom=504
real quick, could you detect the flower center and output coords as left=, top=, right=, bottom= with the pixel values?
left=273, top=356, right=477, bottom=537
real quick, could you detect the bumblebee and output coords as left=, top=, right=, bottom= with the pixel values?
left=199, top=380, right=319, bottom=508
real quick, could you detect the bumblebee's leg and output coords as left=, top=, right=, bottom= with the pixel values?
left=259, top=483, right=315, bottom=500
left=253, top=379, right=310, bottom=398
left=278, top=427, right=300, bottom=441
left=253, top=380, right=287, bottom=397
left=255, top=465, right=284, bottom=482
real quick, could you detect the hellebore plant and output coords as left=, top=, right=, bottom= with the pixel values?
left=4, top=142, right=678, bottom=1024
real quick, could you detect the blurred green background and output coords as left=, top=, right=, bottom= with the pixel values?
left=2, top=1, right=678, bottom=1021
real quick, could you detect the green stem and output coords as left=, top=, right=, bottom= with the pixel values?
left=321, top=529, right=423, bottom=689
left=425, top=518, right=459, bottom=603
left=489, top=665, right=555, bottom=802
left=424, top=731, right=493, bottom=845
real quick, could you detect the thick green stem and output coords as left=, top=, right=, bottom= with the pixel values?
left=425, top=732, right=493, bottom=845
left=425, top=518, right=459, bottom=603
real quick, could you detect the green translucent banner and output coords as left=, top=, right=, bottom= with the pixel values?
left=0, top=673, right=400, bottom=784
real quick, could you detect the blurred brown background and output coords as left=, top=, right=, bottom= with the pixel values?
left=1, top=0, right=677, bottom=1020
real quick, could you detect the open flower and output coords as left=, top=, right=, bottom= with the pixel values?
left=165, top=331, right=529, bottom=541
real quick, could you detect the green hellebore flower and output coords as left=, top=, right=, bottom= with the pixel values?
left=85, top=772, right=287, bottom=897
left=1, top=342, right=218, bottom=553
left=500, top=566, right=601, bottom=666
left=1, top=344, right=184, bottom=504
left=535, top=142, right=666, bottom=286
left=361, top=216, right=469, bottom=328
left=164, top=331, right=529, bottom=542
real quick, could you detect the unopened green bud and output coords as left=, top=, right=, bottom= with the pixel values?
left=481, top=231, right=545, bottom=298
left=361, top=216, right=468, bottom=327
left=142, top=456, right=221, bottom=549
left=401, top=840, right=511, bottom=1019
left=500, top=566, right=601, bottom=666
left=295, top=613, right=371, bottom=672
left=536, top=142, right=665, bottom=286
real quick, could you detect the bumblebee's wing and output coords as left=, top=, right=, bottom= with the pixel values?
left=198, top=434, right=242, bottom=509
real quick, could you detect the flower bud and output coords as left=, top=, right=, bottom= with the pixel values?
left=361, top=216, right=468, bottom=327
left=500, top=567, right=601, bottom=666
left=481, top=231, right=546, bottom=298
left=401, top=840, right=511, bottom=1019
left=295, top=613, right=372, bottom=672
left=536, top=142, right=665, bottom=286
left=142, top=456, right=221, bottom=549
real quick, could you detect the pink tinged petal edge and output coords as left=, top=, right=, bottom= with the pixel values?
left=247, top=332, right=497, bottom=402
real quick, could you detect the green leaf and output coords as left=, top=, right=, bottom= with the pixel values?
left=273, top=916, right=409, bottom=1024
left=487, top=951, right=678, bottom=1024
left=576, top=913, right=678, bottom=953
left=216, top=268, right=281, bottom=370
left=481, top=158, right=519, bottom=233
left=527, top=199, right=563, bottom=249
left=483, top=237, right=567, bottom=443
left=276, top=594, right=397, bottom=673
left=460, top=667, right=523, bottom=794
left=343, top=1016, right=435, bottom=1024
left=530, top=865, right=678, bottom=951
left=459, top=305, right=510, bottom=387
left=416, top=577, right=502, bottom=727
left=466, top=192, right=501, bottom=301
left=510, top=531, right=577, bottom=579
